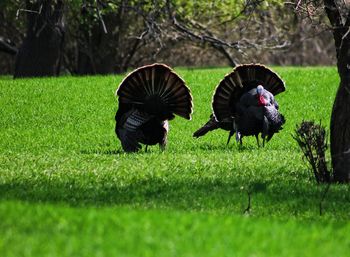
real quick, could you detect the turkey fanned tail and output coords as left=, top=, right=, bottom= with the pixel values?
left=115, top=63, right=193, bottom=152
left=212, top=64, right=285, bottom=122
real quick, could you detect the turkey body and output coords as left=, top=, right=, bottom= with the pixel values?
left=115, top=108, right=168, bottom=152
left=115, top=63, right=192, bottom=152
left=235, top=88, right=285, bottom=145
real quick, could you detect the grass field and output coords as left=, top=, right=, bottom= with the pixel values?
left=1, top=67, right=350, bottom=256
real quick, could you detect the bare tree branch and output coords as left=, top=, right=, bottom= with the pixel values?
left=324, top=0, right=344, bottom=49
left=16, top=7, right=42, bottom=19
left=0, top=37, right=18, bottom=55
left=96, top=0, right=108, bottom=34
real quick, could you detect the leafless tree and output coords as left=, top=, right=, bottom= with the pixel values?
left=164, top=0, right=291, bottom=67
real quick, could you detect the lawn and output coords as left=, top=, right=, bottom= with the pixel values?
left=1, top=66, right=350, bottom=256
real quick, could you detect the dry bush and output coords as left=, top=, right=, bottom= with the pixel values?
left=293, top=121, right=332, bottom=183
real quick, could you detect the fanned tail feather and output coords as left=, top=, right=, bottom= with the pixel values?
left=212, top=64, right=285, bottom=122
left=116, top=63, right=193, bottom=120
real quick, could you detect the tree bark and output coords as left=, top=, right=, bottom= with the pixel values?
left=325, top=0, right=350, bottom=182
left=14, top=0, right=65, bottom=78
left=331, top=71, right=350, bottom=182
left=329, top=39, right=350, bottom=182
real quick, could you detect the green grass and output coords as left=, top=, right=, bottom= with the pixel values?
left=1, top=67, right=350, bottom=256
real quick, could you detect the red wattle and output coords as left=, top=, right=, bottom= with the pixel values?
left=258, top=95, right=266, bottom=106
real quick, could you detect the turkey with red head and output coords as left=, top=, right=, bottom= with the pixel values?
left=115, top=63, right=193, bottom=152
left=193, top=64, right=285, bottom=147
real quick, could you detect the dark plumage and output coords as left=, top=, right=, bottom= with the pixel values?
left=115, top=63, right=193, bottom=152
left=193, top=64, right=286, bottom=146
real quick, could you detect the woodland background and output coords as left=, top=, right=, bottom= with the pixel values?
left=0, top=1, right=336, bottom=76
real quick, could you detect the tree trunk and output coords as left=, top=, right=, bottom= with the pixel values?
left=325, top=0, right=350, bottom=182
left=14, top=0, right=64, bottom=78
left=330, top=38, right=350, bottom=182
left=331, top=70, right=350, bottom=182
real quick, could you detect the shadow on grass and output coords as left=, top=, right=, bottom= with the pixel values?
left=190, top=142, right=260, bottom=152
left=80, top=149, right=124, bottom=155
left=80, top=141, right=266, bottom=155
left=80, top=147, right=162, bottom=155
left=1, top=176, right=350, bottom=217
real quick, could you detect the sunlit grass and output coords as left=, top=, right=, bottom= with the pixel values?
left=1, top=66, right=349, bottom=257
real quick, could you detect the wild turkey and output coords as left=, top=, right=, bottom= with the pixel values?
left=193, top=64, right=285, bottom=147
left=115, top=63, right=193, bottom=152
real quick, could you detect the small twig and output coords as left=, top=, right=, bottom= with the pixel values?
left=296, top=0, right=302, bottom=10
left=96, top=0, right=108, bottom=34
left=35, top=21, right=47, bottom=37
left=243, top=190, right=251, bottom=214
left=16, top=5, right=42, bottom=19
left=0, top=37, right=18, bottom=55
left=16, top=9, right=39, bottom=19
left=131, top=30, right=149, bottom=40
left=339, top=25, right=350, bottom=50
left=319, top=183, right=331, bottom=216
